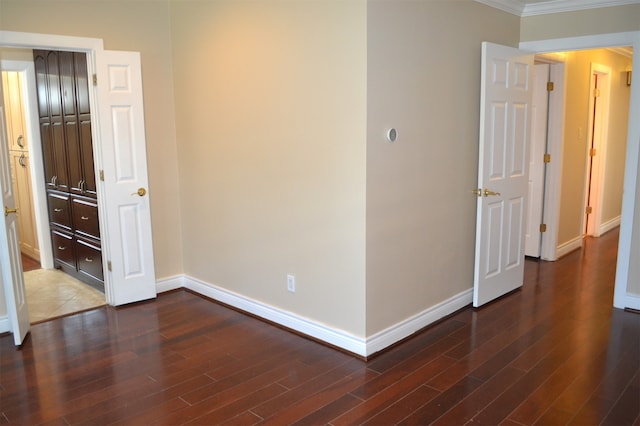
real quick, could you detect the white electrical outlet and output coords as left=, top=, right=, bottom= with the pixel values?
left=287, top=274, right=296, bottom=293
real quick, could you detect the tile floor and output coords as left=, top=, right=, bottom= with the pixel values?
left=23, top=268, right=106, bottom=324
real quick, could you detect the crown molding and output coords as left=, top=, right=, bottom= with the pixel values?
left=475, top=0, right=525, bottom=16
left=607, top=46, right=634, bottom=58
left=475, top=0, right=640, bottom=17
left=522, top=0, right=640, bottom=16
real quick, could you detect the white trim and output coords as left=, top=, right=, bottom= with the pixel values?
left=622, top=293, right=640, bottom=310
left=520, top=32, right=639, bottom=53
left=0, top=31, right=103, bottom=52
left=183, top=275, right=367, bottom=356
left=156, top=275, right=185, bottom=293
left=599, top=215, right=621, bottom=235
left=607, top=47, right=634, bottom=58
left=474, top=0, right=640, bottom=17
left=366, top=288, right=473, bottom=357
left=164, top=275, right=471, bottom=358
left=0, top=316, right=10, bottom=333
left=474, top=0, right=525, bottom=16
left=522, top=0, right=640, bottom=17
left=556, top=236, right=583, bottom=258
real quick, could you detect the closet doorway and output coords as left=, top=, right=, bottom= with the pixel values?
left=1, top=49, right=105, bottom=324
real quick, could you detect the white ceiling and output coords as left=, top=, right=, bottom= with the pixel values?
left=475, top=0, right=640, bottom=17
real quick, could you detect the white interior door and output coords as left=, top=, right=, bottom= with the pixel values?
left=96, top=50, right=156, bottom=306
left=474, top=42, right=534, bottom=308
left=0, top=81, right=29, bottom=345
left=524, top=64, right=549, bottom=257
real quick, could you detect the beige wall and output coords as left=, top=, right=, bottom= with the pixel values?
left=521, top=4, right=640, bottom=42
left=170, top=0, right=367, bottom=336
left=0, top=0, right=183, bottom=279
left=557, top=49, right=632, bottom=245
left=365, top=0, right=520, bottom=335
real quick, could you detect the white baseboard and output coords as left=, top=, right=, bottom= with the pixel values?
left=159, top=275, right=472, bottom=358
left=621, top=293, right=640, bottom=311
left=156, top=275, right=185, bottom=293
left=598, top=216, right=620, bottom=236
left=366, top=288, right=473, bottom=357
left=556, top=236, right=583, bottom=258
left=183, top=275, right=367, bottom=356
left=0, top=316, right=10, bottom=334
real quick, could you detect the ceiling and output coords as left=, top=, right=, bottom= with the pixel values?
left=475, top=0, right=640, bottom=17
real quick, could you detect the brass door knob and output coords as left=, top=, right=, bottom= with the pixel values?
left=471, top=188, right=501, bottom=197
left=132, top=187, right=147, bottom=197
left=484, top=189, right=501, bottom=197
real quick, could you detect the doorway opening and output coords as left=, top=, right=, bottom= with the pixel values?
left=525, top=47, right=632, bottom=262
left=1, top=50, right=106, bottom=324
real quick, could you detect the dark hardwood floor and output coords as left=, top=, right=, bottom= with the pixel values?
left=21, top=253, right=41, bottom=272
left=1, top=228, right=638, bottom=425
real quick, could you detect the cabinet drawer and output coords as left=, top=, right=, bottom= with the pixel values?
left=48, top=191, right=71, bottom=230
left=75, top=237, right=103, bottom=282
left=51, top=229, right=75, bottom=268
left=72, top=196, right=100, bottom=239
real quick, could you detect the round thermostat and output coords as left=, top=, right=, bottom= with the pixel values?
left=386, top=128, right=398, bottom=143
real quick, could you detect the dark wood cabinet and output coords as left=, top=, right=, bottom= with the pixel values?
left=34, top=50, right=103, bottom=292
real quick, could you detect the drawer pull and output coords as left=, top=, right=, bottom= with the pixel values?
left=57, top=246, right=67, bottom=251
left=85, top=257, right=93, bottom=263
left=81, top=216, right=89, bottom=220
left=54, top=208, right=63, bottom=212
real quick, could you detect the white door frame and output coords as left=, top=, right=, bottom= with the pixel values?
left=521, top=31, right=640, bottom=311
left=0, top=32, right=113, bottom=302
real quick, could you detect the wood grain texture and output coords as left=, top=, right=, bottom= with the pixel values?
left=1, top=229, right=638, bottom=425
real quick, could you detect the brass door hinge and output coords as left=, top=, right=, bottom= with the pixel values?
left=594, top=88, right=600, bottom=98
left=543, top=153, right=551, bottom=163
left=93, top=74, right=97, bottom=86
left=540, top=224, right=547, bottom=233
left=547, top=82, right=554, bottom=91
left=108, top=261, right=112, bottom=272
left=586, top=206, right=593, bottom=214
left=100, top=170, right=104, bottom=181
left=590, top=148, right=597, bottom=157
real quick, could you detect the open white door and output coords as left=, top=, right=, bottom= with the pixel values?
left=96, top=50, right=156, bottom=306
left=0, top=81, right=29, bottom=345
left=473, top=42, right=534, bottom=307
left=524, top=64, right=550, bottom=257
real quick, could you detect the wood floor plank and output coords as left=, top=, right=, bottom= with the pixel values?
left=330, top=355, right=453, bottom=426
left=398, top=376, right=484, bottom=425
left=251, top=358, right=366, bottom=420
left=349, top=336, right=460, bottom=401
left=258, top=368, right=379, bottom=426
left=432, top=366, right=527, bottom=425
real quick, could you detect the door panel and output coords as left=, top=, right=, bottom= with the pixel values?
left=474, top=42, right=533, bottom=307
left=97, top=50, right=156, bottom=306
left=0, top=85, right=29, bottom=345
left=525, top=64, right=549, bottom=257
